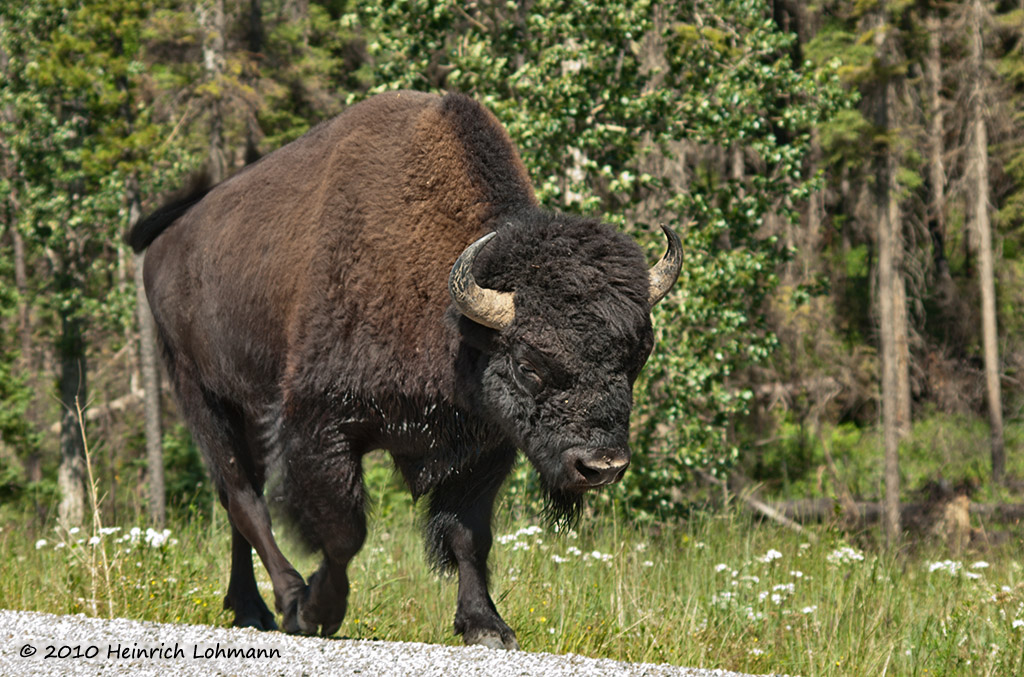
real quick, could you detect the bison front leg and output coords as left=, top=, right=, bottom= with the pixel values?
left=425, top=448, right=519, bottom=650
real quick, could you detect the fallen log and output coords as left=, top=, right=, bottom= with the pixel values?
left=765, top=498, right=1024, bottom=525
left=697, top=471, right=818, bottom=541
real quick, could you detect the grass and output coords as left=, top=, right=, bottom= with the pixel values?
left=3, top=462, right=1024, bottom=677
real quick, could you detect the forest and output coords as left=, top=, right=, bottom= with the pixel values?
left=2, top=0, right=1023, bottom=546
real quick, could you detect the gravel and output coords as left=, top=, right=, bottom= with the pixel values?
left=0, top=609, right=776, bottom=677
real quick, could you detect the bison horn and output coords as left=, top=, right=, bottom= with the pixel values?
left=648, top=224, right=683, bottom=307
left=448, top=232, right=516, bottom=330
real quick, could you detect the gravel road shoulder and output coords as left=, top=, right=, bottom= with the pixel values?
left=0, top=609, right=777, bottom=677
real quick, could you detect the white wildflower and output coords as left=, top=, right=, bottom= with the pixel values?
left=827, top=546, right=865, bottom=564
left=711, top=591, right=735, bottom=607
left=759, top=549, right=783, bottom=563
left=927, top=560, right=963, bottom=576
left=145, top=528, right=172, bottom=548
left=34, top=539, right=47, bottom=550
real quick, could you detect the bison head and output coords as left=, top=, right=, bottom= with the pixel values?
left=449, top=215, right=681, bottom=520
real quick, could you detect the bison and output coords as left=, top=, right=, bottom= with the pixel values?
left=128, top=90, right=681, bottom=649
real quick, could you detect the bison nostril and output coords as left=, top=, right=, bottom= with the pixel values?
left=575, top=459, right=604, bottom=484
left=574, top=453, right=630, bottom=487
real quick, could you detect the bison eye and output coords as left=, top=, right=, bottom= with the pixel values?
left=514, top=358, right=543, bottom=393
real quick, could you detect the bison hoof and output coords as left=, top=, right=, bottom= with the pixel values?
left=225, top=593, right=278, bottom=631
left=281, top=590, right=319, bottom=636
left=281, top=589, right=344, bottom=637
left=319, top=620, right=342, bottom=637
left=232, top=610, right=278, bottom=632
left=463, top=628, right=520, bottom=651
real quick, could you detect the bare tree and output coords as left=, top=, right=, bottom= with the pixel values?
left=57, top=304, right=87, bottom=528
left=968, top=0, right=1005, bottom=483
left=924, top=16, right=953, bottom=295
left=128, top=176, right=165, bottom=526
left=870, top=8, right=909, bottom=545
left=198, top=0, right=227, bottom=182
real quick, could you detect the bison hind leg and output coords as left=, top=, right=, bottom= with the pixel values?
left=170, top=368, right=306, bottom=636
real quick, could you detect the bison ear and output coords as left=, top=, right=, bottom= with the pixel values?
left=448, top=232, right=516, bottom=330
left=647, top=223, right=684, bottom=307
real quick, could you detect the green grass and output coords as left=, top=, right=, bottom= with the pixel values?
left=3, top=474, right=1024, bottom=677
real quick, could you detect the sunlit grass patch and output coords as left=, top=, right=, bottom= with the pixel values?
left=3, top=495, right=1024, bottom=676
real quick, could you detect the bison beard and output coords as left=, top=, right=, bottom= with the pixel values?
left=129, top=90, right=680, bottom=649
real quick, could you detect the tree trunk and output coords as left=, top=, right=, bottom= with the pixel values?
left=244, top=0, right=263, bottom=165
left=128, top=176, right=165, bottom=526
left=11, top=222, right=32, bottom=367
left=118, top=234, right=140, bottom=395
left=135, top=255, right=165, bottom=526
left=57, top=307, right=87, bottom=528
left=801, top=127, right=824, bottom=281
left=924, top=19, right=950, bottom=285
left=199, top=0, right=227, bottom=182
left=969, top=0, right=1005, bottom=483
left=248, top=0, right=263, bottom=54
left=871, top=10, right=907, bottom=545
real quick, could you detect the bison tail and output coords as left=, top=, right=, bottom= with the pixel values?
left=126, top=170, right=213, bottom=253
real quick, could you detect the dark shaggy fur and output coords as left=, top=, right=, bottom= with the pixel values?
left=131, top=90, right=671, bottom=649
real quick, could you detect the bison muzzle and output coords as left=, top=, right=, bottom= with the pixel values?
left=128, top=90, right=681, bottom=649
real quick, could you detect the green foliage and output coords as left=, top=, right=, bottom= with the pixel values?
left=0, top=0, right=186, bottom=344
left=3, top=0, right=1023, bottom=563
left=0, top=273, right=37, bottom=467
left=161, top=424, right=214, bottom=521
left=350, top=0, right=851, bottom=517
